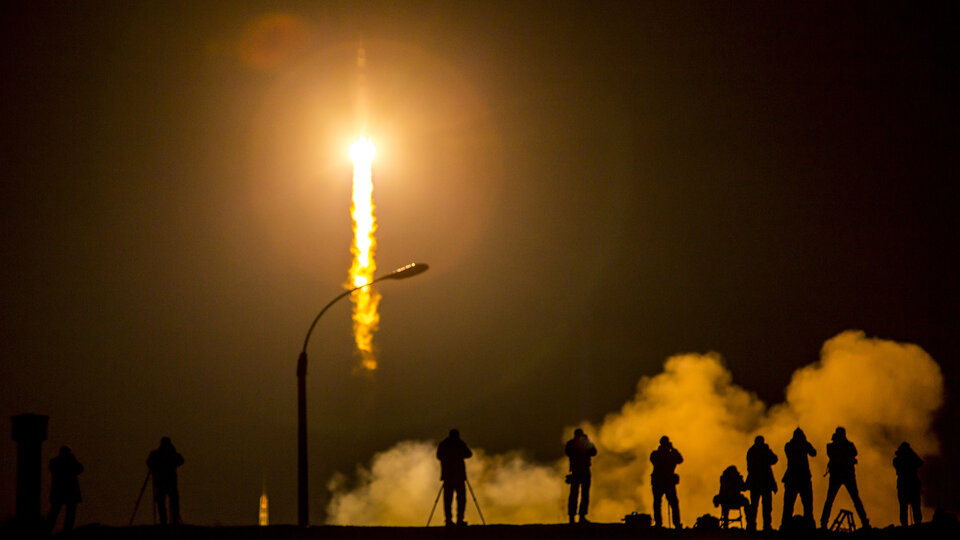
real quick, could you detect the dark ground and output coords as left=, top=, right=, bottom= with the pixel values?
left=4, top=522, right=959, bottom=540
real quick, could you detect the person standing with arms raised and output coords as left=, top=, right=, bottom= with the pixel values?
left=820, top=427, right=869, bottom=529
left=650, top=435, right=683, bottom=528
left=781, top=427, right=817, bottom=528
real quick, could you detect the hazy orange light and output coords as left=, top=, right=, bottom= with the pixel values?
left=349, top=137, right=376, bottom=165
left=258, top=491, right=268, bottom=526
left=348, top=136, right=380, bottom=371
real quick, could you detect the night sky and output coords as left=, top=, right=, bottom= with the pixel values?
left=2, top=1, right=957, bottom=527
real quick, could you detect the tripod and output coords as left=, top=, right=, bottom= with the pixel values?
left=467, top=479, right=486, bottom=525
left=426, top=479, right=486, bottom=526
left=129, top=470, right=155, bottom=526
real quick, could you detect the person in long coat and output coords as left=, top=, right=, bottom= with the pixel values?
left=893, top=441, right=923, bottom=526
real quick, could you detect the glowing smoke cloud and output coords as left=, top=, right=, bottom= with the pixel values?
left=348, top=137, right=380, bottom=371
left=326, top=331, right=943, bottom=526
left=326, top=442, right=566, bottom=526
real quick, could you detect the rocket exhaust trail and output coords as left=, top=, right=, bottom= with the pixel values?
left=347, top=42, right=380, bottom=371
left=348, top=137, right=379, bottom=371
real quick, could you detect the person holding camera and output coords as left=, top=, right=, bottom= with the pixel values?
left=820, top=427, right=869, bottom=529
left=745, top=435, right=779, bottom=531
left=147, top=437, right=184, bottom=526
left=650, top=435, right=683, bottom=528
left=436, top=429, right=473, bottom=526
left=565, top=428, right=597, bottom=524
left=781, top=427, right=817, bottom=527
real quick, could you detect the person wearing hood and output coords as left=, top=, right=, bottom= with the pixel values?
left=893, top=441, right=923, bottom=526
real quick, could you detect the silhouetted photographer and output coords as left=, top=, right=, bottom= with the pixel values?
left=48, top=446, right=83, bottom=533
left=564, top=428, right=597, bottom=524
left=436, top=429, right=473, bottom=526
left=650, top=435, right=683, bottom=528
left=781, top=427, right=817, bottom=528
left=147, top=437, right=184, bottom=525
left=713, top=465, right=748, bottom=529
left=893, top=441, right=923, bottom=526
left=820, top=427, right=869, bottom=529
left=745, top=435, right=778, bottom=531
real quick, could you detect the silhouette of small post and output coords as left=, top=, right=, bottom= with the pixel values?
left=47, top=446, right=83, bottom=532
left=436, top=429, right=472, bottom=527
left=820, top=427, right=869, bottom=529
left=781, top=427, right=817, bottom=527
left=650, top=435, right=683, bottom=528
left=564, top=428, right=597, bottom=524
left=713, top=465, right=748, bottom=528
left=893, top=441, right=923, bottom=526
left=745, top=435, right=778, bottom=531
left=11, top=414, right=48, bottom=523
left=147, top=437, right=184, bottom=525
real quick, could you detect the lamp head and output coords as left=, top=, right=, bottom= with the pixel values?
left=385, top=262, right=429, bottom=279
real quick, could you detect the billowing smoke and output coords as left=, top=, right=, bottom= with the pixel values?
left=326, top=331, right=943, bottom=527
left=326, top=442, right=566, bottom=525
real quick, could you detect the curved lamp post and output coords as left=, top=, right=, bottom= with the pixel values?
left=297, top=262, right=429, bottom=526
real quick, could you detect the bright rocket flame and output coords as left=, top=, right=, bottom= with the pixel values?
left=348, top=136, right=380, bottom=371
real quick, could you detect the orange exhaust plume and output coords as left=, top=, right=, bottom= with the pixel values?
left=348, top=137, right=380, bottom=371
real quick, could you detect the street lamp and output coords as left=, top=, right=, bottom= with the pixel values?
left=297, top=262, right=429, bottom=526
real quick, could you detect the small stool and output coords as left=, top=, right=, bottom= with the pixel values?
left=831, top=509, right=857, bottom=532
left=720, top=506, right=744, bottom=529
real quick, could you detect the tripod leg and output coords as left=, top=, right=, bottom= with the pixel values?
left=129, top=470, right=151, bottom=526
left=466, top=478, right=485, bottom=526
left=426, top=484, right=443, bottom=527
